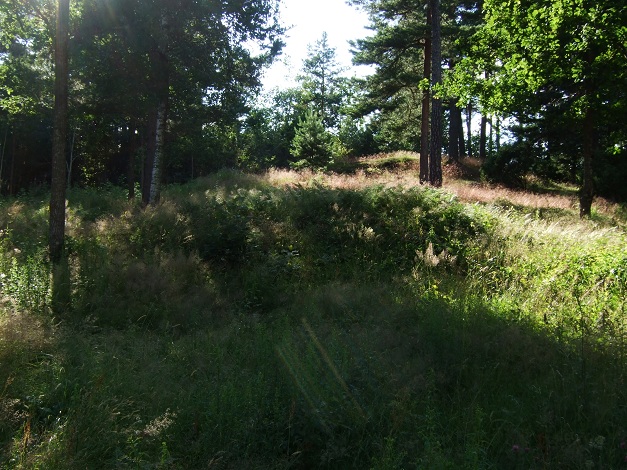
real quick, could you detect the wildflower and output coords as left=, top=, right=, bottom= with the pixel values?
left=512, top=444, right=521, bottom=453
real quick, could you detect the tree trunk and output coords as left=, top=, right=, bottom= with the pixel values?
left=419, top=7, right=431, bottom=184
left=457, top=106, right=466, bottom=157
left=488, top=116, right=493, bottom=157
left=142, top=22, right=169, bottom=206
left=448, top=99, right=460, bottom=163
left=149, top=100, right=166, bottom=204
left=579, top=106, right=595, bottom=218
left=127, top=123, right=137, bottom=200
left=466, top=103, right=472, bottom=158
left=0, top=126, right=7, bottom=192
left=66, top=126, right=76, bottom=187
left=9, top=132, right=15, bottom=194
left=428, top=0, right=442, bottom=187
left=479, top=114, right=487, bottom=159
left=142, top=109, right=156, bottom=205
left=49, top=0, right=69, bottom=263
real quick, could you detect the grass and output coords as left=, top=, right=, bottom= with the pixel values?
left=0, top=160, right=626, bottom=468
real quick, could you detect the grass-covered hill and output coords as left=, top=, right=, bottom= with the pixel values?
left=1, top=157, right=626, bottom=469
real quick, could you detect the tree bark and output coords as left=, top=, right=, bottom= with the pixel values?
left=466, top=103, right=472, bottom=158
left=419, top=7, right=432, bottom=184
left=0, top=126, right=7, bottom=192
left=428, top=0, right=442, bottom=187
left=142, top=109, right=156, bottom=205
left=142, top=21, right=169, bottom=206
left=479, top=114, right=487, bottom=159
left=127, top=123, right=137, bottom=200
left=457, top=106, right=466, bottom=157
left=149, top=100, right=166, bottom=204
left=448, top=99, right=460, bottom=163
left=49, top=0, right=69, bottom=263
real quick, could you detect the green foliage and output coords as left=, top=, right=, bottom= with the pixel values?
left=290, top=109, right=335, bottom=170
left=299, top=32, right=347, bottom=131
left=455, top=0, right=627, bottom=206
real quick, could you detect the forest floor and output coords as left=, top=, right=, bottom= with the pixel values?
left=1, top=156, right=626, bottom=469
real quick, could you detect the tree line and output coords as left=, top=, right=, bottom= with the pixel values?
left=1, top=0, right=626, bottom=217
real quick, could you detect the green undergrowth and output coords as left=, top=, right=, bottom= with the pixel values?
left=1, top=169, right=626, bottom=468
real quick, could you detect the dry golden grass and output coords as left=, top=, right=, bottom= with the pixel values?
left=263, top=156, right=624, bottom=222
left=444, top=180, right=577, bottom=210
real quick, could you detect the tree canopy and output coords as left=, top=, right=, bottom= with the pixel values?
left=0, top=0, right=626, bottom=213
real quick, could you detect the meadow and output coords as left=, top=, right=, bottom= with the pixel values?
left=1, top=156, right=626, bottom=469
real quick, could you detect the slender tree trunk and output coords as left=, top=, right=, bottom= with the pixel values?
left=127, top=123, right=137, bottom=200
left=448, top=99, right=460, bottom=163
left=0, top=126, right=7, bottom=191
left=466, top=103, right=472, bottom=158
left=142, top=21, right=169, bottom=206
left=457, top=106, right=466, bottom=157
left=149, top=100, right=166, bottom=204
left=9, top=133, right=15, bottom=194
left=495, top=116, right=501, bottom=153
left=488, top=117, right=493, bottom=157
left=579, top=106, right=595, bottom=218
left=142, top=110, right=156, bottom=205
left=50, top=0, right=69, bottom=263
left=479, top=114, right=487, bottom=159
left=428, top=0, right=442, bottom=187
left=419, top=8, right=432, bottom=184
left=66, top=126, right=76, bottom=187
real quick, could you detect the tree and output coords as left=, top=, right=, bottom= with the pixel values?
left=351, top=0, right=431, bottom=164
left=299, top=32, right=346, bottom=130
left=350, top=0, right=483, bottom=182
left=49, top=0, right=69, bottom=262
left=428, top=0, right=442, bottom=186
left=456, top=0, right=627, bottom=216
left=290, top=108, right=334, bottom=169
left=73, top=0, right=283, bottom=202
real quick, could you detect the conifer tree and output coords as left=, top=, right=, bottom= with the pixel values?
left=290, top=108, right=334, bottom=169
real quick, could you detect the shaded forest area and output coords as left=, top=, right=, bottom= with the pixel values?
left=1, top=0, right=626, bottom=212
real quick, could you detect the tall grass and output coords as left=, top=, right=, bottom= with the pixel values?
left=1, top=167, right=625, bottom=468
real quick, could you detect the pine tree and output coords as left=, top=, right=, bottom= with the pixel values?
left=298, top=32, right=346, bottom=131
left=290, top=109, right=334, bottom=169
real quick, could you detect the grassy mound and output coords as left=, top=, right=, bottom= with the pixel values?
left=1, top=167, right=626, bottom=468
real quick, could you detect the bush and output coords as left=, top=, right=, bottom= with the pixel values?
left=481, top=143, right=534, bottom=187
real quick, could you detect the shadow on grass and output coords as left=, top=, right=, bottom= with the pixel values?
left=2, top=280, right=625, bottom=468
left=1, top=171, right=626, bottom=468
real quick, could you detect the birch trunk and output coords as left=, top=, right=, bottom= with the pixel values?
left=149, top=100, right=166, bottom=204
left=142, top=15, right=169, bottom=206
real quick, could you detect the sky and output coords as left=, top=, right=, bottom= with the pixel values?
left=261, top=0, right=374, bottom=91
